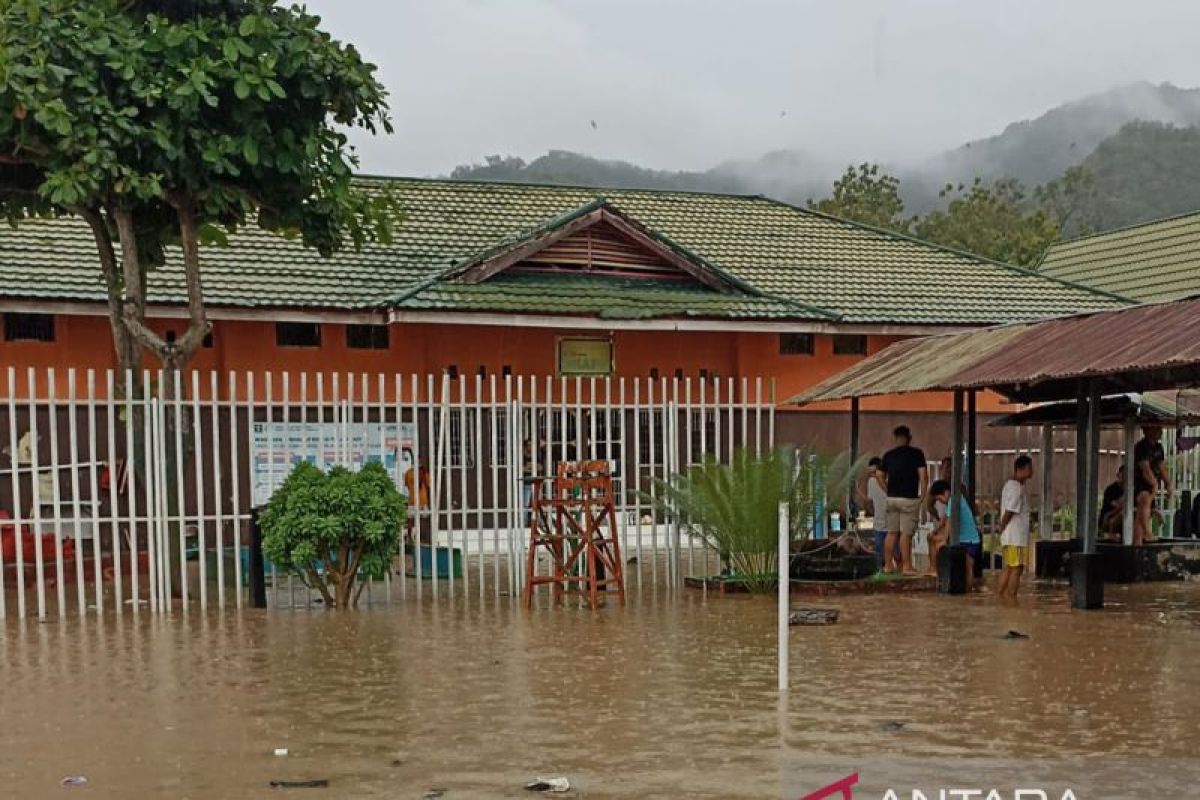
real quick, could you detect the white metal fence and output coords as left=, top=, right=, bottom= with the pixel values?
left=0, top=367, right=776, bottom=619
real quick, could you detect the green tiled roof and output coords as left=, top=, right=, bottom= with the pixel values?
left=0, top=176, right=1128, bottom=325
left=1039, top=211, right=1200, bottom=303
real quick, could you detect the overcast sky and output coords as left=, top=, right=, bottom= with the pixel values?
left=305, top=0, right=1200, bottom=176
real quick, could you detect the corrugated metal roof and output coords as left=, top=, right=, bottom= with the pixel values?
left=1039, top=210, right=1200, bottom=302
left=791, top=296, right=1200, bottom=404
left=0, top=176, right=1128, bottom=325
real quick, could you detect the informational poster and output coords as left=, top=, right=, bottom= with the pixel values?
left=250, top=421, right=417, bottom=505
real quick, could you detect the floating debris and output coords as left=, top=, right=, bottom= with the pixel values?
left=423, top=790, right=447, bottom=799
left=60, top=776, right=88, bottom=787
left=789, top=607, right=840, bottom=626
left=880, top=721, right=907, bottom=733
left=1003, top=630, right=1030, bottom=640
left=525, top=777, right=571, bottom=793
left=269, top=779, right=329, bottom=789
left=273, top=748, right=289, bottom=757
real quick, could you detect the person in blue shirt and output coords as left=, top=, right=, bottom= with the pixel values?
left=926, top=479, right=982, bottom=590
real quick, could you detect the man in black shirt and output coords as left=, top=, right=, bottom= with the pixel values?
left=1133, top=425, right=1172, bottom=546
left=880, top=425, right=928, bottom=575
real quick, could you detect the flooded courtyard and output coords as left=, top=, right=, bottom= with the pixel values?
left=4, top=579, right=1200, bottom=799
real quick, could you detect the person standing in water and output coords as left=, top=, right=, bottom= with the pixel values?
left=881, top=425, right=928, bottom=576
left=997, top=455, right=1034, bottom=599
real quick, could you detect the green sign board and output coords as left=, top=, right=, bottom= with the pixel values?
left=557, top=337, right=614, bottom=376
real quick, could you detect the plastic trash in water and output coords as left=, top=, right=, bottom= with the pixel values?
left=269, top=779, right=329, bottom=789
left=61, top=776, right=88, bottom=787
left=525, top=777, right=571, bottom=793
left=273, top=747, right=289, bottom=757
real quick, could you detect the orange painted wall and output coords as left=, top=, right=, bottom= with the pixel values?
left=0, top=312, right=1008, bottom=412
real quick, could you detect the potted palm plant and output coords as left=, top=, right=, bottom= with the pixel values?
left=652, top=445, right=860, bottom=593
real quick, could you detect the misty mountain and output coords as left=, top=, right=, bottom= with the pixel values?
left=1051, top=120, right=1200, bottom=234
left=903, top=81, right=1200, bottom=211
left=447, top=149, right=834, bottom=204
left=448, top=82, right=1200, bottom=232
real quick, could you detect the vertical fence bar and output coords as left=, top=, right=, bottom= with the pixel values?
left=458, top=374, right=469, bottom=598
left=128, top=371, right=145, bottom=612
left=426, top=374, right=438, bottom=599
left=104, top=371, right=121, bottom=610
left=411, top=374, right=424, bottom=593
left=647, top=378, right=658, bottom=586
left=727, top=377, right=736, bottom=460
left=488, top=374, right=500, bottom=597
left=632, top=377, right=643, bottom=589
left=47, top=369, right=68, bottom=616
left=191, top=371, right=208, bottom=610
left=5, top=368, right=20, bottom=618
left=171, top=370, right=187, bottom=609
left=151, top=371, right=169, bottom=609
left=28, top=368, right=47, bottom=619
left=505, top=374, right=517, bottom=594
left=395, top=373, right=407, bottom=600
left=713, top=378, right=722, bottom=464
left=86, top=371, right=103, bottom=612
left=265, top=371, right=276, bottom=608
left=755, top=377, right=764, bottom=457
left=285, top=371, right=295, bottom=607
left=144, top=371, right=161, bottom=610
left=474, top=373, right=485, bottom=599
left=211, top=371, right=225, bottom=609
left=378, top=373, right=390, bottom=603
left=67, top=369, right=86, bottom=614
left=230, top=372, right=243, bottom=608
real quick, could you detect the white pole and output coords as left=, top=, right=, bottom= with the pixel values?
left=1123, top=418, right=1136, bottom=546
left=777, top=500, right=790, bottom=695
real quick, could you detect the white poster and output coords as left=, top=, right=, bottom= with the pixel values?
left=250, top=421, right=417, bottom=505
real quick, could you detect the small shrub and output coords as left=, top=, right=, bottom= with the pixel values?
left=260, top=461, right=406, bottom=608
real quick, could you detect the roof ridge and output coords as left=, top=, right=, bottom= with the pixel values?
left=353, top=173, right=776, bottom=203
left=754, top=195, right=1135, bottom=306
left=1046, top=208, right=1200, bottom=250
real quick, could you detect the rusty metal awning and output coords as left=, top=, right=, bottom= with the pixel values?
left=791, top=296, right=1200, bottom=405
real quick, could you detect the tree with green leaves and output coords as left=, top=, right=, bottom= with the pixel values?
left=913, top=178, right=1060, bottom=266
left=0, top=0, right=397, bottom=379
left=1034, top=165, right=1101, bottom=239
left=807, top=163, right=909, bottom=233
left=261, top=461, right=406, bottom=609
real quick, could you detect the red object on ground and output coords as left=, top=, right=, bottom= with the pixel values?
left=1, top=510, right=75, bottom=563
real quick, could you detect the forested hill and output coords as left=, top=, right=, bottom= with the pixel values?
left=447, top=83, right=1200, bottom=236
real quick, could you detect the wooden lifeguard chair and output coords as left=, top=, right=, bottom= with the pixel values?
left=522, top=460, right=626, bottom=609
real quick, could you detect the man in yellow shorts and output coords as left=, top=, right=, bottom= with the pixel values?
left=997, top=455, right=1034, bottom=599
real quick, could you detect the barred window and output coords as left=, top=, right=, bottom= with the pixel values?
left=638, top=409, right=665, bottom=466
left=346, top=324, right=389, bottom=350
left=779, top=333, right=814, bottom=355
left=833, top=334, right=867, bottom=356
left=689, top=409, right=717, bottom=460
left=4, top=313, right=55, bottom=342
left=276, top=322, right=321, bottom=348
left=433, top=409, right=476, bottom=468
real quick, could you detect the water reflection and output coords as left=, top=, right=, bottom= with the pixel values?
left=3, top=581, right=1200, bottom=798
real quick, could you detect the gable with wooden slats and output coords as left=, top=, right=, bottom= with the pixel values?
left=516, top=220, right=686, bottom=281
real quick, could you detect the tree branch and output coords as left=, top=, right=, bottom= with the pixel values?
left=74, top=205, right=140, bottom=376
left=168, top=195, right=211, bottom=363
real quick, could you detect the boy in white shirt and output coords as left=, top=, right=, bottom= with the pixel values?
left=997, top=455, right=1034, bottom=599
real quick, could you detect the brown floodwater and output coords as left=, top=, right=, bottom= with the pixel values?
left=4, top=576, right=1200, bottom=799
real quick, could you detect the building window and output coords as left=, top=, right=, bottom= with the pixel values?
left=779, top=333, right=814, bottom=355
left=434, top=409, right=475, bottom=468
left=638, top=409, right=665, bottom=466
left=689, top=409, right=717, bottom=461
left=346, top=324, right=389, bottom=350
left=3, top=313, right=55, bottom=342
left=832, top=334, right=868, bottom=356
left=203, top=332, right=214, bottom=349
left=276, top=322, right=321, bottom=348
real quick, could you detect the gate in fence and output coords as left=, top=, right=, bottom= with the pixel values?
left=0, top=367, right=776, bottom=619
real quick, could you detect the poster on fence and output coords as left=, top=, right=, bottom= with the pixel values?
left=250, top=421, right=417, bottom=505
